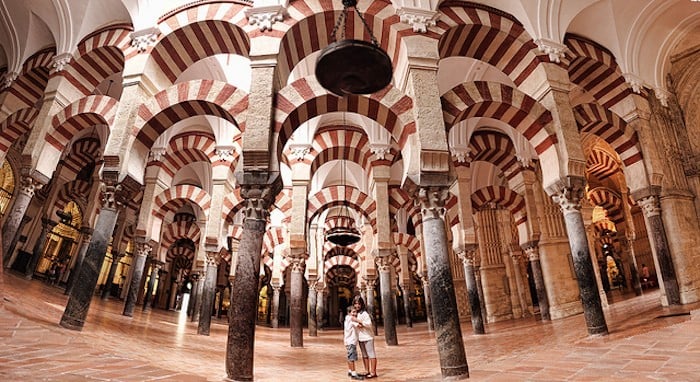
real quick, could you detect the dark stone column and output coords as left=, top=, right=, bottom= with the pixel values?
left=522, top=242, right=550, bottom=321
left=25, top=218, right=57, bottom=279
left=307, top=279, right=318, bottom=336
left=420, top=274, right=434, bottom=331
left=418, top=187, right=469, bottom=379
left=59, top=182, right=124, bottom=331
left=65, top=227, right=93, bottom=295
left=101, top=252, right=125, bottom=300
left=636, top=192, right=681, bottom=305
left=377, top=256, right=398, bottom=345
left=2, top=175, right=43, bottom=262
left=624, top=234, right=643, bottom=296
left=188, top=273, right=201, bottom=320
left=552, top=178, right=608, bottom=335
left=168, top=278, right=179, bottom=310
left=122, top=238, right=152, bottom=317
left=289, top=257, right=305, bottom=347
left=458, top=247, right=484, bottom=334
left=226, top=180, right=279, bottom=381
left=143, top=260, right=162, bottom=311
left=315, top=287, right=325, bottom=329
left=400, top=281, right=412, bottom=328
left=198, top=252, right=220, bottom=335
left=364, top=277, right=377, bottom=336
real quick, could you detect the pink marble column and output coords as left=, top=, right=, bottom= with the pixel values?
left=307, top=278, right=318, bottom=336
left=377, top=256, right=398, bottom=345
left=289, top=257, right=305, bottom=347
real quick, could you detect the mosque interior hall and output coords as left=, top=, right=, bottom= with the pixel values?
left=1, top=0, right=700, bottom=381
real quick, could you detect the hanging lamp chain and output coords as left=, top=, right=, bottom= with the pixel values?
left=329, top=0, right=379, bottom=46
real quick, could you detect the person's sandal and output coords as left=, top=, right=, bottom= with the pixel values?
left=365, top=374, right=377, bottom=379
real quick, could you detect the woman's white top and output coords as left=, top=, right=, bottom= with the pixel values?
left=356, top=311, right=373, bottom=342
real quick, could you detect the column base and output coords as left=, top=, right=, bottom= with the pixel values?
left=59, top=316, right=85, bottom=331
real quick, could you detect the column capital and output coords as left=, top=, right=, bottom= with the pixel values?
left=636, top=194, right=661, bottom=218
left=239, top=178, right=281, bottom=222
left=134, top=237, right=152, bottom=257
left=375, top=256, right=393, bottom=273
left=130, top=27, right=160, bottom=53
left=549, top=176, right=586, bottom=215
left=205, top=251, right=222, bottom=266
left=457, top=247, right=478, bottom=267
left=18, top=175, right=44, bottom=197
left=288, top=256, right=306, bottom=273
left=416, top=186, right=449, bottom=221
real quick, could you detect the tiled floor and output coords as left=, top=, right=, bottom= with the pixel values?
left=1, top=272, right=699, bottom=381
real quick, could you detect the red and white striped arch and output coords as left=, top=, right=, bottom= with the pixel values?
left=62, top=137, right=102, bottom=179
left=167, top=244, right=196, bottom=266
left=445, top=192, right=461, bottom=228
left=161, top=220, right=201, bottom=254
left=48, top=95, right=117, bottom=152
left=0, top=107, right=39, bottom=161
left=324, top=255, right=361, bottom=278
left=229, top=224, right=243, bottom=241
left=467, top=130, right=521, bottom=180
left=471, top=186, right=527, bottom=227
left=133, top=80, right=248, bottom=149
left=436, top=4, right=548, bottom=85
left=392, top=232, right=422, bottom=258
left=565, top=35, right=632, bottom=109
left=222, top=188, right=244, bottom=225
left=3, top=48, right=54, bottom=113
left=388, top=186, right=410, bottom=216
left=54, top=180, right=91, bottom=212
left=275, top=78, right=415, bottom=156
left=322, top=239, right=364, bottom=255
left=151, top=16, right=250, bottom=84
left=324, top=246, right=359, bottom=261
left=586, top=147, right=621, bottom=181
left=442, top=81, right=555, bottom=156
left=307, top=186, right=377, bottom=230
left=263, top=226, right=287, bottom=254
left=149, top=132, right=217, bottom=185
left=152, top=184, right=212, bottom=221
left=587, top=187, right=624, bottom=225
left=273, top=188, right=293, bottom=222
left=573, top=103, right=642, bottom=167
left=308, top=127, right=388, bottom=179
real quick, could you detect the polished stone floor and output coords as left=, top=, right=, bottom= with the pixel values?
left=1, top=273, right=700, bottom=382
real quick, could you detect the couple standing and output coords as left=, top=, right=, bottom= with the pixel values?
left=344, top=295, right=378, bottom=379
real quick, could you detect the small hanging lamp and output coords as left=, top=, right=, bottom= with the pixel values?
left=315, top=0, right=393, bottom=96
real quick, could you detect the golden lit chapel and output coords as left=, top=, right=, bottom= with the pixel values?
left=1, top=0, right=699, bottom=381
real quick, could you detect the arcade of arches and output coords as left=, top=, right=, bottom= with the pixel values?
left=0, top=0, right=699, bottom=380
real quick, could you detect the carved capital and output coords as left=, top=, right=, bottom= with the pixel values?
left=457, top=248, right=478, bottom=267
left=130, top=27, right=159, bottom=53
left=416, top=186, right=449, bottom=221
left=654, top=87, right=671, bottom=107
left=134, top=237, right=152, bottom=258
left=100, top=182, right=125, bottom=210
left=216, top=147, right=235, bottom=162
left=550, top=177, right=585, bottom=215
left=288, top=144, right=311, bottom=162
left=205, top=252, right=222, bottom=266
left=51, top=53, right=73, bottom=73
left=375, top=256, right=393, bottom=273
left=397, top=8, right=440, bottom=33
left=451, top=147, right=471, bottom=164
left=240, top=183, right=277, bottom=222
left=148, top=147, right=167, bottom=162
left=289, top=256, right=306, bottom=273
left=623, top=72, right=644, bottom=94
left=520, top=241, right=540, bottom=261
left=2, top=71, right=19, bottom=88
left=637, top=194, right=661, bottom=218
left=18, top=175, right=43, bottom=197
left=245, top=5, right=287, bottom=32
left=369, top=143, right=391, bottom=160
left=535, top=38, right=567, bottom=63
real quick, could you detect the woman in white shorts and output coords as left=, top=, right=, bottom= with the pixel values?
left=353, top=295, right=377, bottom=378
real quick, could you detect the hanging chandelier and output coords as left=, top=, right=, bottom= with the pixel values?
left=315, top=0, right=393, bottom=96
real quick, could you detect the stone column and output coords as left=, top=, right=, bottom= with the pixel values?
left=400, top=281, right=412, bottom=328
left=226, top=181, right=278, bottom=381
left=169, top=278, right=179, bottom=310
left=65, top=227, right=93, bottom=295
left=316, top=287, right=325, bottom=329
left=458, top=246, right=484, bottom=334
left=25, top=218, right=58, bottom=279
left=376, top=255, right=398, bottom=345
left=510, top=250, right=531, bottom=317
left=417, top=187, right=469, bottom=378
left=101, top=252, right=125, bottom=300
left=188, top=273, right=201, bottom=319
left=364, top=277, right=377, bottom=336
left=636, top=191, right=681, bottom=305
left=198, top=252, right=221, bottom=335
left=2, top=175, right=43, bottom=261
left=122, top=238, right=152, bottom=317
left=142, top=260, right=162, bottom=311
left=59, top=182, right=124, bottom=330
left=289, top=257, right=305, bottom=347
left=551, top=178, right=608, bottom=335
left=624, top=234, right=643, bottom=296
left=270, top=283, right=281, bottom=328
left=521, top=241, right=550, bottom=321
left=307, top=278, right=318, bottom=336
left=420, top=274, right=434, bottom=331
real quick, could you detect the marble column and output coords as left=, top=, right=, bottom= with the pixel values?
left=364, top=278, right=377, bottom=336
left=307, top=279, right=318, bottom=336
left=59, top=183, right=123, bottom=331
left=289, top=257, right=305, bottom=347
left=198, top=252, right=220, bottom=335
left=270, top=284, right=281, bottom=328
left=65, top=227, right=93, bottom=295
left=143, top=260, right=162, bottom=311
left=2, top=175, right=42, bottom=261
left=122, top=238, right=152, bottom=317
left=624, top=234, right=643, bottom=296
left=521, top=242, right=550, bottom=321
left=5, top=215, right=32, bottom=268
left=637, top=193, right=681, bottom=305
left=420, top=274, right=434, bottom=331
left=226, top=181, right=278, bottom=381
left=101, top=252, right=125, bottom=300
left=510, top=250, right=531, bottom=317
left=377, top=256, right=398, bottom=345
left=552, top=179, right=608, bottom=335
left=400, top=282, right=412, bottom=328
left=458, top=247, right=484, bottom=334
left=169, top=278, right=179, bottom=310
left=188, top=273, right=201, bottom=319
left=25, top=218, right=57, bottom=279
left=316, top=287, right=325, bottom=329
left=417, top=187, right=469, bottom=378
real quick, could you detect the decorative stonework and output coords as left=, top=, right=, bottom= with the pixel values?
left=18, top=176, right=43, bottom=197
left=2, top=71, right=19, bottom=88
left=369, top=143, right=391, bottom=160
left=637, top=195, right=661, bottom=218
left=654, top=87, right=671, bottom=107
left=134, top=238, right=153, bottom=258
left=397, top=8, right=440, bottom=33
left=148, top=147, right=167, bottom=162
left=289, top=257, right=306, bottom=273
left=245, top=5, right=287, bottom=32
left=520, top=241, right=540, bottom=261
left=375, top=256, right=392, bottom=273
left=240, top=183, right=277, bottom=221
left=51, top=53, right=73, bottom=72
left=623, top=73, right=644, bottom=94
left=551, top=181, right=585, bottom=215
left=451, top=147, right=471, bottom=163
left=288, top=144, right=311, bottom=162
left=516, top=154, right=533, bottom=169
left=216, top=147, right=235, bottom=162
left=205, top=252, right=222, bottom=266
left=417, top=186, right=449, bottom=220
left=100, top=183, right=124, bottom=210
left=130, top=27, right=159, bottom=53
left=535, top=38, right=567, bottom=63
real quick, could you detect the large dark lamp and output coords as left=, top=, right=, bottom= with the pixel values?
left=315, top=0, right=392, bottom=96
left=325, top=215, right=361, bottom=246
